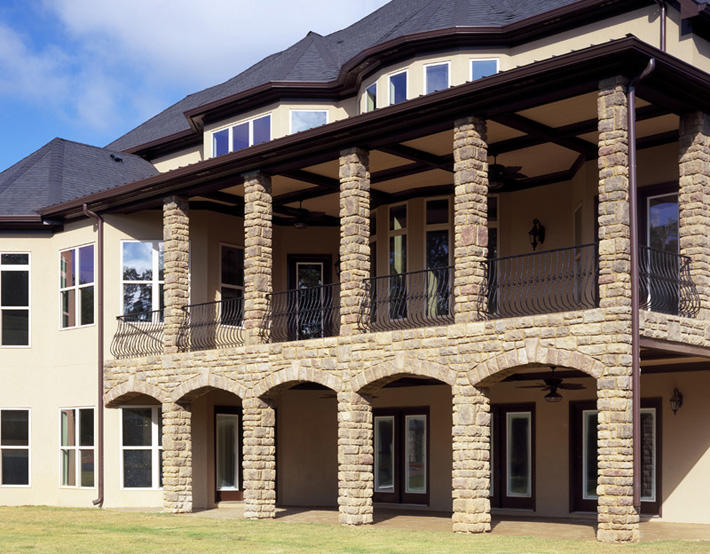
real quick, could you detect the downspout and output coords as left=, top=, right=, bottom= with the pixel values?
left=627, top=58, right=656, bottom=510
left=83, top=203, right=104, bottom=508
left=655, top=1, right=667, bottom=52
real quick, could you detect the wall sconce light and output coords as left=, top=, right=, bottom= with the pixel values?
left=670, top=387, right=683, bottom=415
left=529, top=218, right=546, bottom=251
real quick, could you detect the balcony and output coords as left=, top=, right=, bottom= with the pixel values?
left=262, top=283, right=340, bottom=342
left=110, top=309, right=164, bottom=359
left=178, top=298, right=245, bottom=351
left=639, top=247, right=699, bottom=318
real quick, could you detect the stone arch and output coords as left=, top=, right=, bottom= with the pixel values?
left=351, top=353, right=457, bottom=395
left=171, top=371, right=248, bottom=403
left=471, top=340, right=604, bottom=387
left=251, top=364, right=344, bottom=399
left=104, top=377, right=170, bottom=407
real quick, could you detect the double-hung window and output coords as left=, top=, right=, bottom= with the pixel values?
left=121, top=241, right=164, bottom=318
left=389, top=71, right=407, bottom=105
left=121, top=406, right=162, bottom=489
left=424, top=62, right=450, bottom=94
left=60, top=408, right=94, bottom=488
left=471, top=59, right=499, bottom=81
left=212, top=114, right=271, bottom=157
left=1, top=409, right=30, bottom=486
left=0, top=253, right=30, bottom=346
left=60, top=245, right=95, bottom=328
left=290, top=110, right=328, bottom=134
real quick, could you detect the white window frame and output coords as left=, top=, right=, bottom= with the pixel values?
left=388, top=70, right=408, bottom=106
left=374, top=415, right=395, bottom=493
left=288, top=109, right=329, bottom=135
left=211, top=113, right=272, bottom=158
left=59, top=407, right=96, bottom=489
left=59, top=244, right=96, bottom=330
left=470, top=58, right=500, bottom=81
left=215, top=413, right=240, bottom=492
left=364, top=82, right=377, bottom=113
left=0, top=408, right=31, bottom=487
left=388, top=203, right=408, bottom=273
left=119, top=405, right=162, bottom=490
left=423, top=196, right=453, bottom=268
left=582, top=409, right=598, bottom=500
left=505, top=411, right=532, bottom=498
left=120, top=240, right=164, bottom=315
left=423, top=61, right=451, bottom=95
left=0, top=252, right=31, bottom=348
left=404, top=414, right=427, bottom=495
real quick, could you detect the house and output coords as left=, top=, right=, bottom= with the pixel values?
left=2, top=0, right=710, bottom=544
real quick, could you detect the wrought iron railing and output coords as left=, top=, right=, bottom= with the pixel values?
left=479, top=244, right=598, bottom=319
left=360, top=266, right=454, bottom=331
left=639, top=247, right=699, bottom=317
left=110, top=309, right=164, bottom=359
left=263, top=284, right=340, bottom=342
left=177, top=298, right=245, bottom=352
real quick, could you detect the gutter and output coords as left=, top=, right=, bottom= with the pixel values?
left=82, top=204, right=105, bottom=509
left=627, top=57, right=656, bottom=510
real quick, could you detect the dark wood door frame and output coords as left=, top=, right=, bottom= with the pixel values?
left=286, top=254, right=333, bottom=290
left=214, top=406, right=243, bottom=502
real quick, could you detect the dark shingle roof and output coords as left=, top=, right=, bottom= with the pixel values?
left=106, top=0, right=581, bottom=152
left=0, top=138, right=158, bottom=216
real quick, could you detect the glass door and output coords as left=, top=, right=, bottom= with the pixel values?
left=215, top=409, right=241, bottom=501
left=287, top=255, right=332, bottom=340
left=645, top=192, right=679, bottom=314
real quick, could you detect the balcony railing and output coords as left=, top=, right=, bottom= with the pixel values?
left=479, top=244, right=599, bottom=319
left=177, top=298, right=245, bottom=352
left=360, top=266, right=454, bottom=331
left=110, top=309, right=164, bottom=359
left=262, top=283, right=340, bottom=342
left=639, top=247, right=699, bottom=318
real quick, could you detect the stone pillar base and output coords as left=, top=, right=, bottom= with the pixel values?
left=243, top=396, right=276, bottom=519
left=162, top=401, right=192, bottom=513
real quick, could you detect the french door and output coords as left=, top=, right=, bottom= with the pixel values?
left=287, top=255, right=332, bottom=340
left=490, top=404, right=535, bottom=510
left=570, top=398, right=661, bottom=514
left=373, top=408, right=429, bottom=504
left=215, top=407, right=242, bottom=501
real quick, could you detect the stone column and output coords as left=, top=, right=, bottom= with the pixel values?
left=242, top=396, right=276, bottom=519
left=163, top=196, right=190, bottom=353
left=339, top=148, right=371, bottom=335
left=596, top=76, right=638, bottom=544
left=679, top=112, right=710, bottom=318
left=453, top=116, right=488, bottom=323
left=162, top=402, right=192, bottom=513
left=337, top=390, right=373, bottom=525
left=451, top=383, right=491, bottom=533
left=243, top=171, right=273, bottom=344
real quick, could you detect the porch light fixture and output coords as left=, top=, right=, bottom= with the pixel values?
left=544, top=389, right=563, bottom=403
left=528, top=218, right=546, bottom=251
left=670, top=387, right=683, bottom=414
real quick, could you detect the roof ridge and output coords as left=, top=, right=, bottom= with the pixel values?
left=47, top=138, right=66, bottom=206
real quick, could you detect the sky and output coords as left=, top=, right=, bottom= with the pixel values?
left=0, top=0, right=390, bottom=172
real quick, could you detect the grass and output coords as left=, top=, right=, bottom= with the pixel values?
left=0, top=506, right=709, bottom=553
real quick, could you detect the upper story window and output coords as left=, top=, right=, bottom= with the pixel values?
left=212, top=114, right=271, bottom=157
left=121, top=241, right=164, bottom=316
left=365, top=83, right=377, bottom=112
left=220, top=245, right=244, bottom=300
left=389, top=71, right=407, bottom=105
left=60, top=245, right=95, bottom=329
left=471, top=59, right=499, bottom=81
left=425, top=62, right=450, bottom=94
left=290, top=110, right=328, bottom=134
left=0, top=253, right=29, bottom=347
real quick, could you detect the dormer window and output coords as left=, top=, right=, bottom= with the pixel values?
left=212, top=114, right=271, bottom=157
left=290, top=110, right=328, bottom=134
left=389, top=71, right=407, bottom=105
left=471, top=59, right=499, bottom=81
left=425, top=62, right=450, bottom=94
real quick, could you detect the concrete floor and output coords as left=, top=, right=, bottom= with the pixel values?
left=186, top=504, right=710, bottom=542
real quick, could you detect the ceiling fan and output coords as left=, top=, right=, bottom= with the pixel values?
left=276, top=201, right=329, bottom=229
left=517, top=366, right=585, bottom=403
left=489, top=156, right=527, bottom=191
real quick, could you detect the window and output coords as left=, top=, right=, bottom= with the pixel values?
left=365, top=83, right=377, bottom=112
left=506, top=412, right=532, bottom=498
left=122, top=241, right=164, bottom=317
left=425, top=199, right=451, bottom=317
left=212, top=114, right=271, bottom=157
left=290, top=110, right=328, bottom=134
left=471, top=59, right=499, bottom=81
left=491, top=404, right=534, bottom=509
left=121, top=406, right=162, bottom=489
left=389, top=71, right=407, bottom=105
left=220, top=245, right=244, bottom=326
left=0, top=253, right=30, bottom=346
left=425, top=62, right=449, bottom=94
left=388, top=205, right=407, bottom=319
left=60, top=408, right=94, bottom=488
left=60, top=245, right=95, bottom=328
left=1, top=409, right=29, bottom=486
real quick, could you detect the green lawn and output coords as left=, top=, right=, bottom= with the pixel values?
left=1, top=506, right=709, bottom=553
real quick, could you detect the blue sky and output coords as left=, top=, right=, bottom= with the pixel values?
left=0, top=0, right=389, bottom=172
